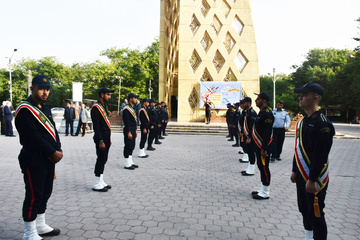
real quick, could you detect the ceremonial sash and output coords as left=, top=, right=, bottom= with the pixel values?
left=294, top=119, right=329, bottom=191
left=15, top=101, right=57, bottom=142
left=252, top=125, right=273, bottom=149
left=139, top=108, right=149, bottom=124
left=92, top=103, right=111, bottom=129
left=123, top=106, right=138, bottom=122
left=237, top=121, right=242, bottom=132
left=243, top=116, right=250, bottom=137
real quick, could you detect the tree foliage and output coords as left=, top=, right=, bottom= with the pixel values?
left=0, top=38, right=159, bottom=111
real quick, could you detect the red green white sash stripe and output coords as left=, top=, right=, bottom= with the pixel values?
left=252, top=126, right=273, bottom=149
left=139, top=108, right=149, bottom=124
left=15, top=101, right=57, bottom=141
left=92, top=103, right=111, bottom=130
left=123, top=106, right=138, bottom=122
left=294, top=119, right=329, bottom=191
left=237, top=121, right=242, bottom=132
left=243, top=116, right=249, bottom=136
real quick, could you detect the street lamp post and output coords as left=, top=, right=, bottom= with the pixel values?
left=8, top=49, right=17, bottom=103
left=148, top=78, right=153, bottom=99
left=116, top=76, right=123, bottom=113
left=272, top=68, right=276, bottom=109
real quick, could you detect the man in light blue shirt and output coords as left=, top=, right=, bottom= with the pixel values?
left=271, top=100, right=291, bottom=161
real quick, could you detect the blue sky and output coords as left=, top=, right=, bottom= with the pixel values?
left=1, top=0, right=359, bottom=75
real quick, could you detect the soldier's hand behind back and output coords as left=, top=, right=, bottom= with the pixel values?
left=49, top=151, right=63, bottom=163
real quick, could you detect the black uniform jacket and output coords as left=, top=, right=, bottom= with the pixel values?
left=232, top=109, right=241, bottom=127
left=226, top=109, right=233, bottom=124
left=15, top=96, right=61, bottom=169
left=147, top=107, right=158, bottom=128
left=244, top=108, right=257, bottom=138
left=292, top=111, right=335, bottom=182
left=122, top=104, right=137, bottom=133
left=139, top=107, right=150, bottom=130
left=91, top=100, right=111, bottom=143
left=253, top=106, right=274, bottom=152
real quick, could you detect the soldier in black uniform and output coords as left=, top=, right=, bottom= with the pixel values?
left=122, top=93, right=140, bottom=170
left=231, top=102, right=241, bottom=147
left=91, top=87, right=114, bottom=191
left=227, top=105, right=235, bottom=141
left=147, top=99, right=157, bottom=151
left=15, top=74, right=62, bottom=239
left=240, top=97, right=257, bottom=176
left=157, top=102, right=165, bottom=140
left=225, top=103, right=232, bottom=138
left=251, top=92, right=274, bottom=200
left=155, top=103, right=163, bottom=144
left=138, top=98, right=150, bottom=158
left=162, top=104, right=169, bottom=136
left=238, top=100, right=245, bottom=155
left=291, top=83, right=334, bottom=240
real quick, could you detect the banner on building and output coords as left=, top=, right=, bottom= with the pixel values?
left=200, top=82, right=242, bottom=109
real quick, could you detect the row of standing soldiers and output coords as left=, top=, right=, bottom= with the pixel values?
left=225, top=94, right=274, bottom=200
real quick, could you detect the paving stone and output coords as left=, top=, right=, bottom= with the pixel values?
left=1, top=129, right=359, bottom=239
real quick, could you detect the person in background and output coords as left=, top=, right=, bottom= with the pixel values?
left=64, top=101, right=75, bottom=136
left=291, top=83, right=334, bottom=240
left=75, top=103, right=89, bottom=137
left=271, top=100, right=291, bottom=162
left=4, top=101, right=15, bottom=137
left=162, top=104, right=169, bottom=136
left=0, top=101, right=6, bottom=135
left=204, top=98, right=212, bottom=124
left=120, top=99, right=128, bottom=126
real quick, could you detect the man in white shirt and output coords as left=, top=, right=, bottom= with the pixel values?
left=271, top=100, right=290, bottom=162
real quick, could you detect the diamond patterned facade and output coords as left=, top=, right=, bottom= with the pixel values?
left=159, top=0, right=259, bottom=122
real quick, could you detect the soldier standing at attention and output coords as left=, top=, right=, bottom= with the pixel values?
left=122, top=93, right=139, bottom=170
left=225, top=103, right=232, bottom=138
left=138, top=98, right=150, bottom=158
left=155, top=103, right=163, bottom=144
left=240, top=97, right=257, bottom=176
left=147, top=99, right=157, bottom=151
left=291, top=83, right=334, bottom=240
left=251, top=92, right=274, bottom=200
left=162, top=104, right=169, bottom=136
left=15, top=74, right=63, bottom=239
left=231, top=102, right=241, bottom=147
left=91, top=87, right=114, bottom=192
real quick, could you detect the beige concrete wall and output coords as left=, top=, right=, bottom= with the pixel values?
left=160, top=0, right=259, bottom=122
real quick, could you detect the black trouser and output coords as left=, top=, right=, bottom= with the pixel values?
left=21, top=160, right=55, bottom=222
left=272, top=128, right=285, bottom=158
left=296, top=176, right=328, bottom=240
left=123, top=127, right=136, bottom=158
left=1, top=119, right=5, bottom=135
left=148, top=125, right=156, bottom=147
left=76, top=119, right=86, bottom=136
left=243, top=136, right=255, bottom=164
left=206, top=110, right=211, bottom=123
left=94, top=131, right=111, bottom=176
left=233, top=127, right=239, bottom=144
left=65, top=120, right=74, bottom=135
left=255, top=149, right=271, bottom=186
left=5, top=120, right=13, bottom=136
left=139, top=127, right=148, bottom=149
left=155, top=124, right=160, bottom=141
left=157, top=123, right=162, bottom=139
left=162, top=122, right=167, bottom=135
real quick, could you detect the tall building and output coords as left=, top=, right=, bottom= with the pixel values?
left=159, top=0, right=259, bottom=122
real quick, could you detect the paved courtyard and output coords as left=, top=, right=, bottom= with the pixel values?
left=0, top=127, right=359, bottom=240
